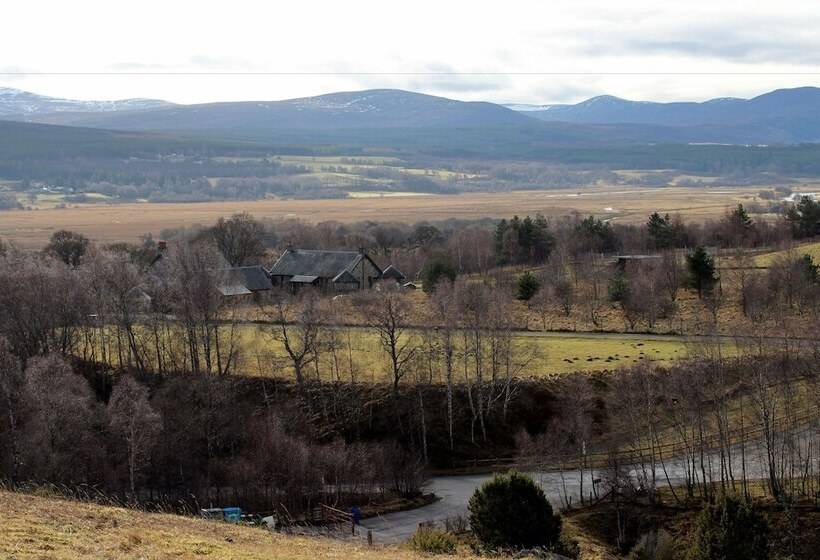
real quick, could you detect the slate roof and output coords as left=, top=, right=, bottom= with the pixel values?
left=269, top=249, right=367, bottom=279
left=218, top=285, right=253, bottom=297
left=332, top=270, right=359, bottom=284
left=382, top=264, right=406, bottom=281
left=218, top=266, right=271, bottom=295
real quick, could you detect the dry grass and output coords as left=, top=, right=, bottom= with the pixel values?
left=0, top=184, right=802, bottom=249
left=0, top=490, right=478, bottom=560
left=0, top=489, right=617, bottom=559
left=84, top=322, right=703, bottom=382
left=752, top=240, right=820, bottom=266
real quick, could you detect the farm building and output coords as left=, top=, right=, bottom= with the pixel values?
left=381, top=264, right=407, bottom=283
left=217, top=265, right=272, bottom=297
left=268, top=248, right=397, bottom=292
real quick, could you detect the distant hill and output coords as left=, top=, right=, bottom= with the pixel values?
left=6, top=119, right=820, bottom=178
left=0, top=120, right=267, bottom=159
left=28, top=89, right=533, bottom=131
left=5, top=86, right=820, bottom=169
left=2, top=85, right=816, bottom=144
left=510, top=87, right=820, bottom=142
left=0, top=87, right=171, bottom=119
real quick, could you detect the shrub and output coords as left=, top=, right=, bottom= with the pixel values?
left=421, top=260, right=457, bottom=294
left=517, top=271, right=541, bottom=301
left=410, top=526, right=457, bottom=554
left=468, top=471, right=561, bottom=551
left=687, top=494, right=769, bottom=560
left=629, top=529, right=675, bottom=560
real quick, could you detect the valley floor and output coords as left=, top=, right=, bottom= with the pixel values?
left=0, top=184, right=796, bottom=248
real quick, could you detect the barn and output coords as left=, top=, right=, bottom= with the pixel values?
left=268, top=248, right=386, bottom=292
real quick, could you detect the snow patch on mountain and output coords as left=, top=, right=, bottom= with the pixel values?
left=0, top=87, right=172, bottom=117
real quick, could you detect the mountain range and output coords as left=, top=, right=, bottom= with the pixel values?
left=0, top=87, right=170, bottom=119
left=2, top=86, right=820, bottom=145
left=506, top=87, right=820, bottom=129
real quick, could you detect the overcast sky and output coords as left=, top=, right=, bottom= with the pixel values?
left=3, top=0, right=820, bottom=105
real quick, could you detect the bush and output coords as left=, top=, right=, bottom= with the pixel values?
left=468, top=471, right=562, bottom=551
left=421, top=260, right=457, bottom=294
left=629, top=529, right=675, bottom=560
left=517, top=271, right=541, bottom=301
left=687, top=494, right=769, bottom=560
left=410, top=526, right=457, bottom=554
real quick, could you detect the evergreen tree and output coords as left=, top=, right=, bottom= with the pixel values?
left=797, top=253, right=819, bottom=283
left=687, top=494, right=769, bottom=560
left=686, top=246, right=718, bottom=297
left=608, top=270, right=629, bottom=302
left=495, top=219, right=510, bottom=264
left=517, top=271, right=541, bottom=301
left=786, top=196, right=820, bottom=239
left=647, top=212, right=673, bottom=249
left=421, top=260, right=457, bottom=294
left=576, top=216, right=618, bottom=253
left=729, top=204, right=754, bottom=232
left=495, top=215, right=553, bottom=265
left=530, top=214, right=554, bottom=262
left=469, top=471, right=562, bottom=551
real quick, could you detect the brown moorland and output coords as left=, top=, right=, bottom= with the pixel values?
left=0, top=184, right=798, bottom=248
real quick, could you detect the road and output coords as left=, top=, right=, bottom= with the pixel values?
left=361, top=443, right=772, bottom=544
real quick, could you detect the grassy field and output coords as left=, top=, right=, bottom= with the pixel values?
left=245, top=327, right=701, bottom=380
left=0, top=488, right=623, bottom=560
left=90, top=323, right=728, bottom=382
left=0, top=184, right=807, bottom=248
left=0, top=490, right=473, bottom=560
left=752, top=239, right=820, bottom=266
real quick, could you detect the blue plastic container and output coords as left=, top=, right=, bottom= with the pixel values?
left=222, top=507, right=242, bottom=523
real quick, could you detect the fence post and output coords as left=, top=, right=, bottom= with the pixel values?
left=367, top=530, right=373, bottom=546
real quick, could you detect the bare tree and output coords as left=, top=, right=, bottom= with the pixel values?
left=166, top=241, right=238, bottom=375
left=660, top=250, right=682, bottom=303
left=45, top=230, right=90, bottom=267
left=456, top=280, right=492, bottom=441
left=108, top=375, right=162, bottom=495
left=529, top=280, right=553, bottom=331
left=22, top=354, right=99, bottom=482
left=0, top=338, right=23, bottom=482
left=579, top=254, right=607, bottom=328
left=268, top=290, right=322, bottom=385
left=431, top=281, right=459, bottom=453
left=368, top=284, right=417, bottom=396
left=209, top=212, right=268, bottom=267
left=0, top=252, right=89, bottom=363
left=546, top=255, right=575, bottom=317
left=87, top=252, right=149, bottom=373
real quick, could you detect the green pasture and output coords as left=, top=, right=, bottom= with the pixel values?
left=81, top=323, right=738, bottom=382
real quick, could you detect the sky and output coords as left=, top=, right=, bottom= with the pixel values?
left=3, top=0, right=820, bottom=105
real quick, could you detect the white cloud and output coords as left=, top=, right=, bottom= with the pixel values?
left=2, top=0, right=819, bottom=104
